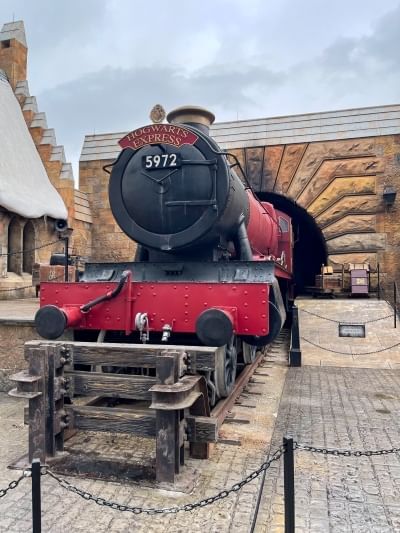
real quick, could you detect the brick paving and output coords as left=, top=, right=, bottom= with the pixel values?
left=298, top=298, right=400, bottom=368
left=255, top=367, right=400, bottom=532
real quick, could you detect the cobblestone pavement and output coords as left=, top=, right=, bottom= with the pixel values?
left=298, top=298, right=400, bottom=368
left=0, top=336, right=288, bottom=533
left=255, top=366, right=400, bottom=532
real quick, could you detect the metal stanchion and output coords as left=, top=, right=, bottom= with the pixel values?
left=283, top=437, right=295, bottom=533
left=289, top=305, right=301, bottom=367
left=32, top=459, right=41, bottom=533
left=394, top=282, right=397, bottom=329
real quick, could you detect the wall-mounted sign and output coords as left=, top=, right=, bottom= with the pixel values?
left=119, top=124, right=198, bottom=150
left=338, top=323, right=366, bottom=338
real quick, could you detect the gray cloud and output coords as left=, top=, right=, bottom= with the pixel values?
left=1, top=0, right=399, bottom=180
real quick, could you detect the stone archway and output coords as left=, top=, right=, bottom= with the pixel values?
left=22, top=220, right=35, bottom=273
left=7, top=217, right=22, bottom=274
left=230, top=137, right=384, bottom=272
left=259, top=192, right=327, bottom=294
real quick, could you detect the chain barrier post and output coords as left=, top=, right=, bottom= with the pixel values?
left=289, top=305, right=301, bottom=367
left=32, top=459, right=42, bottom=533
left=394, top=282, right=397, bottom=329
left=283, top=437, right=295, bottom=533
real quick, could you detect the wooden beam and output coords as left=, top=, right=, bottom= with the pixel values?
left=27, top=347, right=47, bottom=463
left=156, top=410, right=180, bottom=483
left=66, top=371, right=156, bottom=399
left=186, top=415, right=218, bottom=443
left=66, top=406, right=155, bottom=437
left=25, top=341, right=218, bottom=372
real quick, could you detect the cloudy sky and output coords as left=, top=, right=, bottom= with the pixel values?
left=1, top=0, right=399, bottom=181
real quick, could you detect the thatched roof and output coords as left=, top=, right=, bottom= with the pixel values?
left=0, top=72, right=67, bottom=219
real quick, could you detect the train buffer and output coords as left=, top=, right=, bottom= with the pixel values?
left=9, top=341, right=227, bottom=483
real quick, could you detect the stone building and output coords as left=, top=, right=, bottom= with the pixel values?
left=81, top=105, right=400, bottom=292
left=0, top=21, right=92, bottom=297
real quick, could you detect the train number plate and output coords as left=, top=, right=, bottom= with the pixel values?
left=142, top=154, right=181, bottom=170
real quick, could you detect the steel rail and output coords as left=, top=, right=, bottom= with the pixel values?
left=211, top=351, right=265, bottom=428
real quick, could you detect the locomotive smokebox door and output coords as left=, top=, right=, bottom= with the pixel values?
left=109, top=108, right=249, bottom=253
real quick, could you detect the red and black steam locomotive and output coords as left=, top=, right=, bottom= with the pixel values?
left=35, top=106, right=293, bottom=400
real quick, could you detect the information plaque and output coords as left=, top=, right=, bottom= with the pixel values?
left=338, top=323, right=366, bottom=338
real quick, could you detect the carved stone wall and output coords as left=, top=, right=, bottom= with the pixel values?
left=80, top=131, right=400, bottom=288
left=229, top=135, right=400, bottom=285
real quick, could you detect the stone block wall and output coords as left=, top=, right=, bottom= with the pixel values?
left=79, top=160, right=136, bottom=261
left=0, top=321, right=73, bottom=391
left=0, top=210, right=66, bottom=299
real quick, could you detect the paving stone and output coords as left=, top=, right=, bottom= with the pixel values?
left=255, top=365, right=400, bottom=532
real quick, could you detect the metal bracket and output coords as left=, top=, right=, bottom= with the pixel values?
left=9, top=371, right=42, bottom=399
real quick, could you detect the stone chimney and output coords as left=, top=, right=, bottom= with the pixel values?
left=0, top=21, right=27, bottom=90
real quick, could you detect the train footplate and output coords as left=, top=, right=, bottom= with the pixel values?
left=9, top=340, right=219, bottom=484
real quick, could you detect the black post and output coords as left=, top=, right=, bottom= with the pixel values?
left=64, top=236, right=69, bottom=282
left=377, top=264, right=380, bottom=300
left=394, top=282, right=397, bottom=329
left=283, top=437, right=295, bottom=533
left=32, top=459, right=41, bottom=533
left=289, top=305, right=301, bottom=367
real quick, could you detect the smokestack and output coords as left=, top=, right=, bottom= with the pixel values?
left=167, top=105, right=215, bottom=134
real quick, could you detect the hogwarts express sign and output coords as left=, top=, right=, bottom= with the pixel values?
left=119, top=124, right=199, bottom=150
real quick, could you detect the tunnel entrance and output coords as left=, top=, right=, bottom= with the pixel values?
left=258, top=192, right=328, bottom=295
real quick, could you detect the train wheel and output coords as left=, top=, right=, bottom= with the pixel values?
left=242, top=341, right=257, bottom=364
left=214, top=336, right=237, bottom=398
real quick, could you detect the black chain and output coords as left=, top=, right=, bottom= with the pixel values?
left=300, top=308, right=393, bottom=325
left=0, top=471, right=30, bottom=499
left=0, top=240, right=61, bottom=257
left=44, top=446, right=285, bottom=514
left=301, top=336, right=400, bottom=355
left=2, top=439, right=400, bottom=516
left=296, top=442, right=400, bottom=456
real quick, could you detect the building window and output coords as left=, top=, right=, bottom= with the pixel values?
left=7, top=217, right=22, bottom=274
left=1, top=40, right=11, bottom=49
left=23, top=221, right=35, bottom=274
